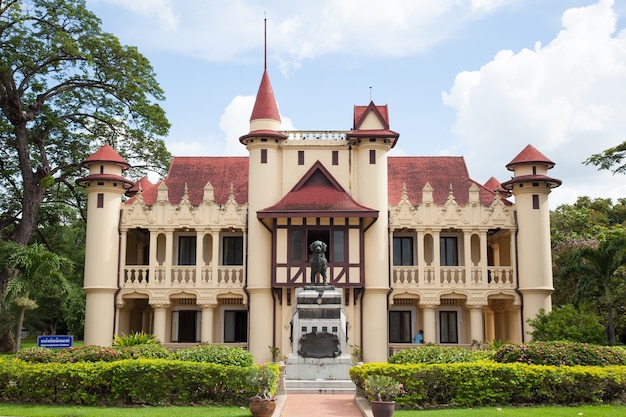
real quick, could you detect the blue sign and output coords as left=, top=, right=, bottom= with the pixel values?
left=37, top=335, right=73, bottom=348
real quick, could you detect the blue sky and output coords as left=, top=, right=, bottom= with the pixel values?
left=86, top=0, right=626, bottom=208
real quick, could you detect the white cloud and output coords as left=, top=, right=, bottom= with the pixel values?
left=92, top=0, right=179, bottom=30
left=442, top=0, right=626, bottom=206
left=88, top=0, right=512, bottom=68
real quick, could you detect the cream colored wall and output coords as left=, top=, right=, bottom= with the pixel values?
left=83, top=178, right=126, bottom=346
left=247, top=142, right=283, bottom=361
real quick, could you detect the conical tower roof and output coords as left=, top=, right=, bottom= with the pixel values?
left=250, top=70, right=281, bottom=123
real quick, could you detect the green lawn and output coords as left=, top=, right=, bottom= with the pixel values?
left=0, top=404, right=250, bottom=417
left=396, top=405, right=626, bottom=416
left=0, top=403, right=625, bottom=417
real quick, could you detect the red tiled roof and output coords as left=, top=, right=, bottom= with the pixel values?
left=388, top=157, right=508, bottom=206
left=133, top=157, right=249, bottom=205
left=82, top=144, right=130, bottom=169
left=250, top=70, right=281, bottom=123
left=353, top=102, right=390, bottom=129
left=506, top=144, right=555, bottom=170
left=129, top=156, right=507, bottom=209
left=258, top=161, right=378, bottom=218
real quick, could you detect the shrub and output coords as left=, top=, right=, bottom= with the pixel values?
left=174, top=344, right=254, bottom=367
left=117, top=344, right=172, bottom=360
left=350, top=361, right=626, bottom=408
left=494, top=341, right=626, bottom=366
left=389, top=345, right=474, bottom=364
left=0, top=359, right=279, bottom=406
left=527, top=305, right=607, bottom=344
left=15, top=344, right=172, bottom=363
left=113, top=331, right=160, bottom=346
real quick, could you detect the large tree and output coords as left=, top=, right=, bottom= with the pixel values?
left=0, top=0, right=171, bottom=350
left=559, top=230, right=626, bottom=345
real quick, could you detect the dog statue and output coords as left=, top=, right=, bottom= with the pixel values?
left=309, top=240, right=328, bottom=285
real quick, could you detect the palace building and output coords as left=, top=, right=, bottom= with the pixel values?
left=78, top=66, right=561, bottom=363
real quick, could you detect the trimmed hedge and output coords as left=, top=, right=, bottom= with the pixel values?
left=350, top=362, right=626, bottom=408
left=0, top=359, right=279, bottom=406
left=174, top=344, right=254, bottom=367
left=389, top=345, right=475, bottom=364
left=494, top=342, right=626, bottom=366
left=14, top=345, right=173, bottom=363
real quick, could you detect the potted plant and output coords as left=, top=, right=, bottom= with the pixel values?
left=362, top=374, right=404, bottom=417
left=249, top=363, right=278, bottom=417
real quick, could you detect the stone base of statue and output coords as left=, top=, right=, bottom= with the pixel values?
left=285, top=287, right=351, bottom=381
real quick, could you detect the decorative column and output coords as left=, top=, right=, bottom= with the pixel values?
left=211, top=229, right=220, bottom=285
left=507, top=305, right=522, bottom=343
left=467, top=302, right=486, bottom=346
left=149, top=230, right=157, bottom=283
left=484, top=307, right=495, bottom=342
left=199, top=299, right=218, bottom=343
left=463, top=230, right=472, bottom=285
left=150, top=300, right=170, bottom=343
left=479, top=230, right=488, bottom=287
left=195, top=229, right=204, bottom=284
left=417, top=230, right=425, bottom=280
left=432, top=231, right=441, bottom=284
left=419, top=302, right=439, bottom=344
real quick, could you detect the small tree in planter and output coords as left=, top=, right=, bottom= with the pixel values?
left=363, top=374, right=403, bottom=417
left=249, top=363, right=278, bottom=417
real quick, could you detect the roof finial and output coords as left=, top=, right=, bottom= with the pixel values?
left=264, top=14, right=267, bottom=70
left=369, top=86, right=372, bottom=102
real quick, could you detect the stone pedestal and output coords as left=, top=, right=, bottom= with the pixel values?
left=286, top=287, right=352, bottom=380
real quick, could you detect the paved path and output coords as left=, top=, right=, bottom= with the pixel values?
left=279, top=394, right=366, bottom=417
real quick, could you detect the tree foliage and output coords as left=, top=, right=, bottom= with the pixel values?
left=0, top=241, right=71, bottom=351
left=527, top=305, right=606, bottom=344
left=585, top=140, right=626, bottom=175
left=0, top=0, right=170, bottom=246
left=0, top=0, right=171, bottom=350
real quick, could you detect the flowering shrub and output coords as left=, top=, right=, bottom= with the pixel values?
left=249, top=363, right=278, bottom=399
left=14, top=344, right=172, bottom=363
left=363, top=374, right=404, bottom=402
left=494, top=341, right=626, bottom=366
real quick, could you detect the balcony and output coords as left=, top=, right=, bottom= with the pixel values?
left=121, top=265, right=245, bottom=290
left=391, top=266, right=515, bottom=290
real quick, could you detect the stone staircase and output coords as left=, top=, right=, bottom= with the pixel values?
left=285, top=379, right=356, bottom=394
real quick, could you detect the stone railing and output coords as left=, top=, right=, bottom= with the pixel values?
left=391, top=266, right=515, bottom=290
left=122, top=265, right=245, bottom=289
left=280, top=130, right=348, bottom=141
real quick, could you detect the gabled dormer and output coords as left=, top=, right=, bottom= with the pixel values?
left=347, top=101, right=399, bottom=147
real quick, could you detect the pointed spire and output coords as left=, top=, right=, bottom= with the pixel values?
left=240, top=19, right=287, bottom=144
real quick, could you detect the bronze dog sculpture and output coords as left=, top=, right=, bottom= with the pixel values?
left=309, top=240, right=328, bottom=285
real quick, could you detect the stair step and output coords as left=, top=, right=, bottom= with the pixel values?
left=285, top=379, right=356, bottom=394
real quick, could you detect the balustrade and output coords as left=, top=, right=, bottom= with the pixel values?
left=122, top=264, right=245, bottom=289
left=391, top=266, right=515, bottom=290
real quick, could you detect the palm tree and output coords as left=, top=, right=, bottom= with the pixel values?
left=0, top=242, right=71, bottom=352
left=563, top=230, right=626, bottom=345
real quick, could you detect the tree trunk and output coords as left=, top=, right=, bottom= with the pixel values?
left=607, top=305, right=616, bottom=346
left=0, top=306, right=16, bottom=353
left=14, top=305, right=26, bottom=352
